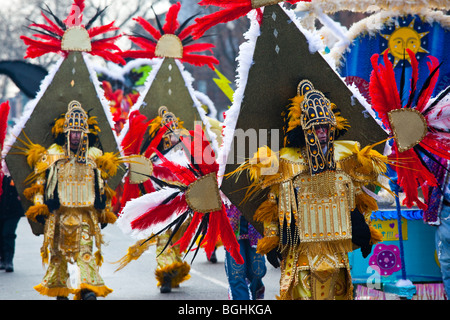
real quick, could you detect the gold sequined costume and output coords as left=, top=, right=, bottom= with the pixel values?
left=22, top=101, right=119, bottom=299
left=115, top=106, right=191, bottom=292
left=229, top=81, right=385, bottom=300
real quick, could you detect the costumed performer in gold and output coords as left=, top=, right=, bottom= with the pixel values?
left=20, top=101, right=119, bottom=300
left=115, top=106, right=191, bottom=294
left=229, top=80, right=385, bottom=300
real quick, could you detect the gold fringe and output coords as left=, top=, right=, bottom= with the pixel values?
left=40, top=244, right=49, bottom=265
left=355, top=191, right=378, bottom=216
left=34, top=284, right=74, bottom=298
left=254, top=198, right=278, bottom=224
left=73, top=283, right=113, bottom=300
left=23, top=183, right=44, bottom=201
left=104, top=184, right=116, bottom=200
left=25, top=204, right=50, bottom=222
left=95, top=250, right=103, bottom=267
left=113, top=238, right=156, bottom=272
left=369, top=226, right=383, bottom=245
left=98, top=209, right=117, bottom=224
left=297, top=239, right=353, bottom=257
left=256, top=236, right=279, bottom=255
left=155, top=261, right=191, bottom=288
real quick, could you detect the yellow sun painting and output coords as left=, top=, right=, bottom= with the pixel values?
left=381, top=19, right=429, bottom=67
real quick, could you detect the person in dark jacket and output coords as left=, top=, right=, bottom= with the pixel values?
left=0, top=175, right=24, bottom=272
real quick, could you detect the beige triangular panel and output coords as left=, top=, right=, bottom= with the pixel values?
left=221, top=5, right=387, bottom=233
left=6, top=52, right=124, bottom=212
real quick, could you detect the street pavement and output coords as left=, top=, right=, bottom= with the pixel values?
left=0, top=217, right=281, bottom=300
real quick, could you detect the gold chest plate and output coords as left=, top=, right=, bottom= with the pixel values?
left=57, top=158, right=96, bottom=207
left=293, top=171, right=355, bottom=243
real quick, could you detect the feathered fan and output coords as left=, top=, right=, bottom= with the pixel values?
left=192, top=0, right=311, bottom=38
left=369, top=49, right=450, bottom=209
left=122, top=2, right=219, bottom=70
left=118, top=112, right=243, bottom=264
left=20, top=0, right=125, bottom=64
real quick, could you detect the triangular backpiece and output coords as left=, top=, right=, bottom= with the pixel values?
left=120, top=57, right=208, bottom=149
left=220, top=5, right=387, bottom=233
left=5, top=52, right=124, bottom=211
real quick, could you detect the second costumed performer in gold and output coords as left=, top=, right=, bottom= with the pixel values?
left=20, top=101, right=119, bottom=300
left=229, top=80, right=386, bottom=300
left=115, top=107, right=192, bottom=294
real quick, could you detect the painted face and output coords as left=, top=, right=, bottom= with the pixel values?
left=315, top=125, right=328, bottom=146
left=69, top=131, right=82, bottom=149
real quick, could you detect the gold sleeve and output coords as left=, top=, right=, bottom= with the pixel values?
left=254, top=186, right=280, bottom=255
left=23, top=165, right=50, bottom=222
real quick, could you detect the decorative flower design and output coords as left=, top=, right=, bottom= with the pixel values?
left=369, top=243, right=402, bottom=276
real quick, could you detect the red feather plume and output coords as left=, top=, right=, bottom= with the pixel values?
left=122, top=2, right=219, bottom=70
left=20, top=0, right=125, bottom=64
left=192, top=0, right=311, bottom=39
left=118, top=114, right=243, bottom=264
left=369, top=49, right=450, bottom=209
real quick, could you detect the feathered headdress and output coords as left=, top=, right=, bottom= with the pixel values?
left=50, top=109, right=101, bottom=148
left=118, top=122, right=243, bottom=264
left=20, top=0, right=125, bottom=64
left=192, top=0, right=311, bottom=39
left=122, top=2, right=219, bottom=70
left=282, top=81, right=350, bottom=149
left=369, top=49, right=450, bottom=209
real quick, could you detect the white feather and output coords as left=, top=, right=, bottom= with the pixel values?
left=116, top=186, right=180, bottom=239
left=118, top=58, right=163, bottom=145
left=426, top=89, right=450, bottom=131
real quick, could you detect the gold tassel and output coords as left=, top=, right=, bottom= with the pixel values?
left=23, top=183, right=44, bottom=201
left=113, top=238, right=156, bottom=272
left=99, top=209, right=117, bottom=224
left=95, top=250, right=103, bottom=267
left=369, top=226, right=383, bottom=245
left=104, top=184, right=116, bottom=200
left=254, top=198, right=278, bottom=223
left=40, top=244, right=49, bottom=265
left=25, top=204, right=50, bottom=222
left=355, top=191, right=378, bottom=216
left=256, top=236, right=279, bottom=255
